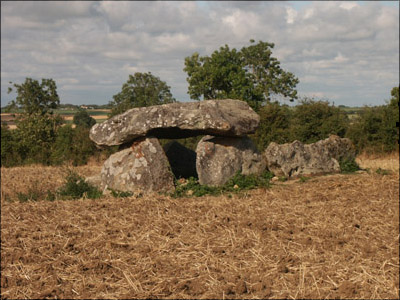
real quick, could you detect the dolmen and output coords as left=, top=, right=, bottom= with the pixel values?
left=88, top=99, right=265, bottom=193
left=87, top=99, right=356, bottom=195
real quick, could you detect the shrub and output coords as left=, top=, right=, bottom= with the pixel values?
left=172, top=177, right=221, bottom=198
left=51, top=125, right=98, bottom=166
left=1, top=124, right=22, bottom=167
left=57, top=171, right=102, bottom=200
left=51, top=125, right=75, bottom=164
left=299, top=176, right=310, bottom=183
left=278, top=176, right=288, bottom=182
left=16, top=182, right=43, bottom=202
left=290, top=98, right=349, bottom=144
left=73, top=110, right=96, bottom=128
left=375, top=168, right=392, bottom=176
left=339, top=157, right=360, bottom=173
left=346, top=105, right=399, bottom=153
left=171, top=170, right=273, bottom=198
left=224, top=170, right=273, bottom=191
left=12, top=113, right=63, bottom=165
left=253, top=101, right=292, bottom=151
left=346, top=87, right=399, bottom=153
left=70, top=127, right=98, bottom=165
left=108, top=189, right=134, bottom=198
left=14, top=181, right=55, bottom=202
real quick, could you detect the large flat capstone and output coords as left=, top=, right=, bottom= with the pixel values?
left=89, top=99, right=260, bottom=147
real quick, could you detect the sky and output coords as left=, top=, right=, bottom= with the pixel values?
left=1, top=1, right=399, bottom=107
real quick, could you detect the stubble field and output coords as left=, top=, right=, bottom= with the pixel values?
left=1, top=154, right=399, bottom=299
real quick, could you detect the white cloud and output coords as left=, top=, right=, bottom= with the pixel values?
left=285, top=7, right=298, bottom=24
left=303, top=8, right=314, bottom=19
left=333, top=52, right=349, bottom=64
left=1, top=1, right=398, bottom=107
left=339, top=2, right=359, bottom=10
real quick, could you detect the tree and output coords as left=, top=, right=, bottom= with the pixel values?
left=184, top=40, right=299, bottom=111
left=109, top=72, right=176, bottom=117
left=12, top=113, right=63, bottom=165
left=73, top=110, right=97, bottom=128
left=290, top=98, right=349, bottom=144
left=389, top=86, right=399, bottom=108
left=252, top=101, right=292, bottom=150
left=1, top=124, right=21, bottom=167
left=5, top=78, right=63, bottom=165
left=346, top=86, right=399, bottom=153
left=7, top=78, right=59, bottom=115
left=51, top=125, right=98, bottom=166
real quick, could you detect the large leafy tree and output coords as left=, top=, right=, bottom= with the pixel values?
left=7, top=78, right=60, bottom=115
left=184, top=40, right=299, bottom=111
left=12, top=113, right=63, bottom=164
left=5, top=78, right=63, bottom=165
left=109, top=72, right=176, bottom=117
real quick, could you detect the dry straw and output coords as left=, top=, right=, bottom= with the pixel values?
left=1, top=154, right=399, bottom=299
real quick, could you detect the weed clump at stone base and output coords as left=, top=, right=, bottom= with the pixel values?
left=339, top=157, right=361, bottom=173
left=57, top=170, right=103, bottom=200
left=172, top=170, right=274, bottom=198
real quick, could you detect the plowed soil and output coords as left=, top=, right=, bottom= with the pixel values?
left=1, top=155, right=399, bottom=299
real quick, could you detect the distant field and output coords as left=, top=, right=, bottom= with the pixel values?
left=54, top=109, right=110, bottom=116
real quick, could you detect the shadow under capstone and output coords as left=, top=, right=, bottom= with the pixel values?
left=163, top=140, right=198, bottom=179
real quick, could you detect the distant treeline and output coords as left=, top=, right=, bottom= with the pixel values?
left=1, top=103, right=112, bottom=113
left=2, top=91, right=398, bottom=168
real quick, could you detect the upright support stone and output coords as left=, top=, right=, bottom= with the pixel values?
left=101, top=136, right=175, bottom=193
left=196, top=135, right=266, bottom=186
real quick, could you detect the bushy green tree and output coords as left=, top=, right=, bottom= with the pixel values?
left=71, top=126, right=98, bottom=165
left=109, top=72, right=176, bottom=117
left=1, top=124, right=21, bottom=167
left=253, top=101, right=292, bottom=150
left=51, top=125, right=75, bottom=165
left=346, top=87, right=399, bottom=153
left=3, top=78, right=63, bottom=165
left=290, top=99, right=349, bottom=144
left=12, top=113, right=63, bottom=165
left=389, top=86, right=399, bottom=108
left=51, top=125, right=98, bottom=166
left=73, top=109, right=96, bottom=128
left=184, top=40, right=299, bottom=111
left=7, top=78, right=59, bottom=115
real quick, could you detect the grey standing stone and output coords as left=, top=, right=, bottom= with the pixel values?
left=89, top=99, right=259, bottom=147
left=263, top=135, right=356, bottom=178
left=196, top=135, right=266, bottom=186
left=101, top=136, right=175, bottom=193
